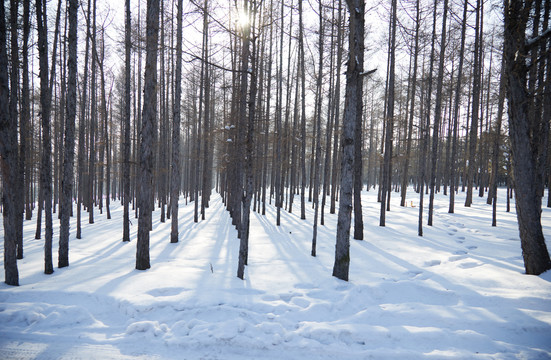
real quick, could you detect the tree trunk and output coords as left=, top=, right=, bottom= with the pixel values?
left=170, top=0, right=183, bottom=243
left=400, top=0, right=420, bottom=208
left=22, top=0, right=32, bottom=223
left=77, top=0, right=92, bottom=240
left=333, top=0, right=364, bottom=281
left=36, top=0, right=54, bottom=275
left=418, top=0, right=437, bottom=236
left=137, top=0, right=160, bottom=271
left=59, top=0, right=78, bottom=268
left=312, top=0, right=324, bottom=255
left=504, top=0, right=551, bottom=275
left=465, top=0, right=482, bottom=208
left=1, top=0, right=19, bottom=285
left=380, top=0, right=397, bottom=227
left=449, top=0, right=468, bottom=214
left=427, top=0, right=449, bottom=226
left=299, top=0, right=307, bottom=220
left=237, top=0, right=251, bottom=280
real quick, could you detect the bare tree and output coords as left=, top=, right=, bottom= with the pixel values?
left=503, top=0, right=551, bottom=275
left=333, top=0, right=365, bottom=281
left=427, top=0, right=449, bottom=226
left=170, top=0, right=183, bottom=243
left=1, top=0, right=19, bottom=285
left=59, top=0, right=78, bottom=268
left=136, top=0, right=160, bottom=270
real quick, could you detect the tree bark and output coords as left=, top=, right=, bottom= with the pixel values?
left=170, top=0, right=183, bottom=243
left=504, top=0, right=551, bottom=275
left=237, top=0, right=252, bottom=280
left=465, top=0, right=482, bottom=208
left=449, top=0, right=468, bottom=214
left=137, top=0, right=160, bottom=271
left=59, top=0, right=78, bottom=268
left=333, top=0, right=364, bottom=281
left=1, top=0, right=19, bottom=285
left=400, top=0, right=420, bottom=208
left=380, top=0, right=397, bottom=227
left=36, top=0, right=54, bottom=274
left=427, top=0, right=449, bottom=226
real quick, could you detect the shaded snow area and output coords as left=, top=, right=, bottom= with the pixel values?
left=1, top=188, right=551, bottom=359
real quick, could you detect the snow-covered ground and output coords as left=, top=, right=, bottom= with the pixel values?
left=1, top=188, right=550, bottom=359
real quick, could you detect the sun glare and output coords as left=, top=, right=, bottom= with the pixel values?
left=235, top=8, right=250, bottom=31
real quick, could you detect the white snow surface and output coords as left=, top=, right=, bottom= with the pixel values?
left=1, top=188, right=551, bottom=359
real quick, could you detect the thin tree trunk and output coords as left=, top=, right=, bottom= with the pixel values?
left=59, top=0, right=77, bottom=268
left=312, top=0, right=324, bottom=255
left=77, top=0, right=91, bottom=240
left=449, top=0, right=468, bottom=214
left=427, top=0, right=449, bottom=226
left=22, top=0, right=32, bottom=222
left=400, top=0, right=420, bottom=208
left=465, top=0, right=482, bottom=208
left=170, top=0, right=183, bottom=243
left=10, top=0, right=24, bottom=260
left=299, top=0, right=307, bottom=220
left=418, top=0, right=438, bottom=236
left=380, top=0, right=397, bottom=227
left=36, top=0, right=54, bottom=274
left=237, top=0, right=252, bottom=280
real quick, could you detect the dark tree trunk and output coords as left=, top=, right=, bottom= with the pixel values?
left=449, top=0, right=468, bottom=214
left=237, top=0, right=251, bottom=280
left=10, top=0, right=23, bottom=261
left=312, top=0, right=324, bottom=255
left=137, top=0, right=160, bottom=271
left=330, top=0, right=343, bottom=215
left=123, top=0, right=131, bottom=242
left=299, top=0, right=307, bottom=221
left=418, top=0, right=437, bottom=236
left=465, top=0, right=482, bottom=208
left=400, top=0, right=420, bottom=208
left=36, top=0, right=54, bottom=275
left=77, top=0, right=92, bottom=240
left=22, top=0, right=31, bottom=222
left=490, top=57, right=506, bottom=226
left=1, top=0, right=19, bottom=285
left=333, top=0, right=364, bottom=281
left=427, top=0, right=449, bottom=226
left=380, top=0, right=397, bottom=227
left=59, top=0, right=78, bottom=268
left=88, top=0, right=97, bottom=224
left=170, top=0, right=183, bottom=243
left=504, top=0, right=551, bottom=275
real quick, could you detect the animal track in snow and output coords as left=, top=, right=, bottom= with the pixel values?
left=424, top=260, right=441, bottom=267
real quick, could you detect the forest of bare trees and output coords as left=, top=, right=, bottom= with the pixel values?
left=1, top=0, right=550, bottom=286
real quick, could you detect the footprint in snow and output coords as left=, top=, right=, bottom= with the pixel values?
left=406, top=270, right=424, bottom=279
left=424, top=259, right=441, bottom=267
left=459, top=261, right=482, bottom=269
left=146, top=287, right=185, bottom=297
left=449, top=255, right=468, bottom=262
left=466, top=245, right=478, bottom=250
left=291, top=297, right=311, bottom=309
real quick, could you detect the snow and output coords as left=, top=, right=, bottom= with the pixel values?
left=1, top=188, right=551, bottom=359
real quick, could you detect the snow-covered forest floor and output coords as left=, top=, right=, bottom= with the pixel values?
left=1, top=188, right=550, bottom=359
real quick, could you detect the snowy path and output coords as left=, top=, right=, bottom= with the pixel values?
left=1, top=189, right=550, bottom=359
